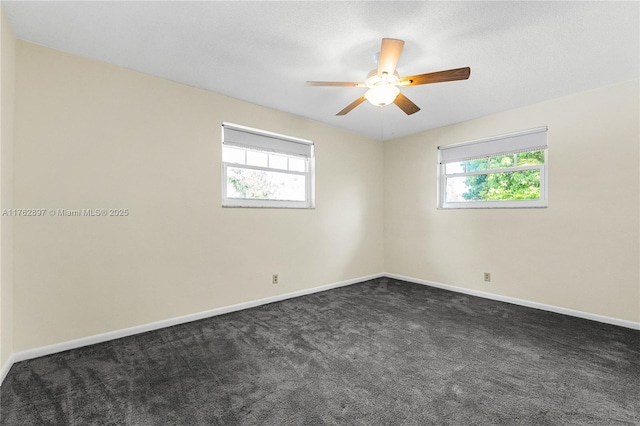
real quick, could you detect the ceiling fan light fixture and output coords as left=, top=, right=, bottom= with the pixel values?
left=364, top=85, right=400, bottom=107
left=364, top=68, right=401, bottom=107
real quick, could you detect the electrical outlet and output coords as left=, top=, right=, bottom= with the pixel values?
left=484, top=272, right=491, bottom=282
left=272, top=274, right=279, bottom=285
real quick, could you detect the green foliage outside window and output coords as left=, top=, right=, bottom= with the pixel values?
left=462, top=150, right=544, bottom=201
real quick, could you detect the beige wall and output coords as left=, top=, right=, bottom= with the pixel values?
left=12, top=41, right=384, bottom=352
left=384, top=79, right=640, bottom=322
left=6, top=39, right=639, bottom=357
left=0, top=7, right=16, bottom=370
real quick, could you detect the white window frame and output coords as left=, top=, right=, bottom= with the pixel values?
left=222, top=123, right=315, bottom=209
left=437, top=127, right=548, bottom=209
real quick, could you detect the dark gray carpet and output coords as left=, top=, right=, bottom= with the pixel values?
left=1, top=277, right=638, bottom=425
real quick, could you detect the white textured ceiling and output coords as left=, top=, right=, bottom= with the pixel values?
left=3, top=1, right=639, bottom=140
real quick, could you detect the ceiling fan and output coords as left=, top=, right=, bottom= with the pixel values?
left=307, top=38, right=471, bottom=116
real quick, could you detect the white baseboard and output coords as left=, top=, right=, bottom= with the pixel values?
left=2, top=271, right=637, bottom=386
left=384, top=273, right=640, bottom=331
left=0, top=273, right=384, bottom=386
left=1, top=353, right=17, bottom=384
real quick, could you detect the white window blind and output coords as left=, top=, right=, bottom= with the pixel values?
left=438, top=127, right=548, bottom=164
left=222, top=122, right=313, bottom=157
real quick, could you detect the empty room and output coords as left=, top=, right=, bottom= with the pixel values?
left=0, top=1, right=638, bottom=425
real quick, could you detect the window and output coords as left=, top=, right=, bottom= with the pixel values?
left=222, top=123, right=314, bottom=208
left=438, top=127, right=548, bottom=209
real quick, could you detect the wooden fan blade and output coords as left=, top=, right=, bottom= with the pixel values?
left=336, top=96, right=366, bottom=116
left=307, top=81, right=366, bottom=87
left=393, top=92, right=420, bottom=115
left=399, top=67, right=471, bottom=86
left=377, top=38, right=405, bottom=77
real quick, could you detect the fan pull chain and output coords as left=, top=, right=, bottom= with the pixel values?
left=380, top=106, right=385, bottom=141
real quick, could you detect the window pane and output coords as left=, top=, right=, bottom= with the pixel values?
left=222, top=146, right=245, bottom=164
left=489, top=154, right=514, bottom=169
left=516, top=150, right=545, bottom=166
left=289, top=157, right=306, bottom=172
left=445, top=176, right=472, bottom=202
left=445, top=162, right=465, bottom=174
left=227, top=167, right=306, bottom=201
left=446, top=169, right=541, bottom=202
left=246, top=150, right=268, bottom=167
left=465, top=158, right=488, bottom=172
left=268, top=154, right=288, bottom=170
